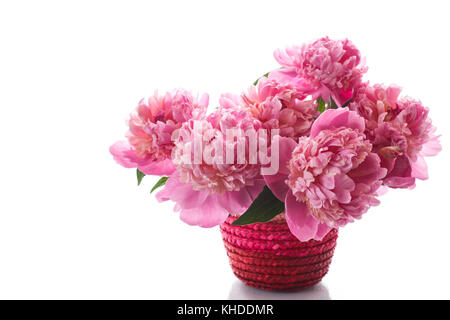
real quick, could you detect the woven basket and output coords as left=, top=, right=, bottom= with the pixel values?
left=220, top=214, right=338, bottom=291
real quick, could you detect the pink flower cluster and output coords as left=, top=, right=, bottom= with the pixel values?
left=157, top=105, right=266, bottom=227
left=349, top=83, right=441, bottom=188
left=238, top=77, right=317, bottom=139
left=271, top=37, right=367, bottom=105
left=265, top=109, right=387, bottom=241
left=173, top=105, right=263, bottom=194
left=111, top=36, right=441, bottom=242
left=110, top=89, right=208, bottom=175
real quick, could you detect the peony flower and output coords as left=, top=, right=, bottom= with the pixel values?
left=236, top=77, right=318, bottom=139
left=110, top=89, right=208, bottom=175
left=174, top=106, right=262, bottom=194
left=270, top=37, right=367, bottom=106
left=156, top=104, right=266, bottom=227
left=349, top=83, right=441, bottom=188
left=264, top=108, right=387, bottom=241
left=349, top=82, right=402, bottom=139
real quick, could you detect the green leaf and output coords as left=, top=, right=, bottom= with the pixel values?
left=317, top=97, right=326, bottom=113
left=329, top=95, right=339, bottom=109
left=341, top=97, right=352, bottom=108
left=136, top=169, right=145, bottom=186
left=150, top=176, right=168, bottom=193
left=232, top=186, right=285, bottom=226
left=253, top=72, right=270, bottom=86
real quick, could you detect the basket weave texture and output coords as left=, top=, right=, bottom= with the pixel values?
left=220, top=215, right=338, bottom=291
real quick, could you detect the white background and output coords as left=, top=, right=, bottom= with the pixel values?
left=1, top=0, right=449, bottom=299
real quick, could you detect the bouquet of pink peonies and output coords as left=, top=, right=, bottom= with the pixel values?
left=110, top=37, right=441, bottom=291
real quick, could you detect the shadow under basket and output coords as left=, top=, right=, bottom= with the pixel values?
left=220, top=215, right=338, bottom=292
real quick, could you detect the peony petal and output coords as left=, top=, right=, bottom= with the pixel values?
left=156, top=173, right=263, bottom=227
left=377, top=146, right=402, bottom=174
left=383, top=155, right=415, bottom=188
left=314, top=222, right=333, bottom=241
left=332, top=88, right=353, bottom=107
left=155, top=173, right=180, bottom=202
left=348, top=153, right=387, bottom=183
left=179, top=195, right=229, bottom=228
left=199, top=93, right=209, bottom=109
left=333, top=174, right=355, bottom=204
left=247, top=179, right=267, bottom=199
left=421, top=135, right=442, bottom=157
left=109, top=141, right=143, bottom=168
left=268, top=69, right=314, bottom=93
left=156, top=172, right=208, bottom=209
left=156, top=173, right=229, bottom=227
left=411, top=155, right=428, bottom=180
left=137, top=158, right=176, bottom=176
left=319, top=174, right=335, bottom=189
left=383, top=176, right=416, bottom=189
left=376, top=185, right=389, bottom=196
left=310, top=108, right=365, bottom=138
left=277, top=136, right=298, bottom=175
left=218, top=179, right=265, bottom=215
left=273, top=48, right=297, bottom=67
left=388, top=155, right=412, bottom=178
left=110, top=141, right=176, bottom=176
left=285, top=191, right=330, bottom=241
left=219, top=93, right=241, bottom=109
left=263, top=174, right=289, bottom=202
left=262, top=136, right=297, bottom=201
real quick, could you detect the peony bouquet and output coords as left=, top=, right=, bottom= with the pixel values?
left=110, top=37, right=441, bottom=291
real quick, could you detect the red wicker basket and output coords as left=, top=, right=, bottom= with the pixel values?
left=220, top=214, right=338, bottom=291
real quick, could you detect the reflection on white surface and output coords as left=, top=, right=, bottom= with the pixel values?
left=228, top=280, right=330, bottom=300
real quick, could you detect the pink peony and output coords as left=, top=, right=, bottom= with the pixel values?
left=270, top=37, right=367, bottom=106
left=264, top=108, right=387, bottom=241
left=349, top=82, right=402, bottom=138
left=174, top=106, right=262, bottom=194
left=156, top=104, right=265, bottom=227
left=237, top=77, right=318, bottom=139
left=110, top=89, right=208, bottom=175
left=349, top=83, right=441, bottom=188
